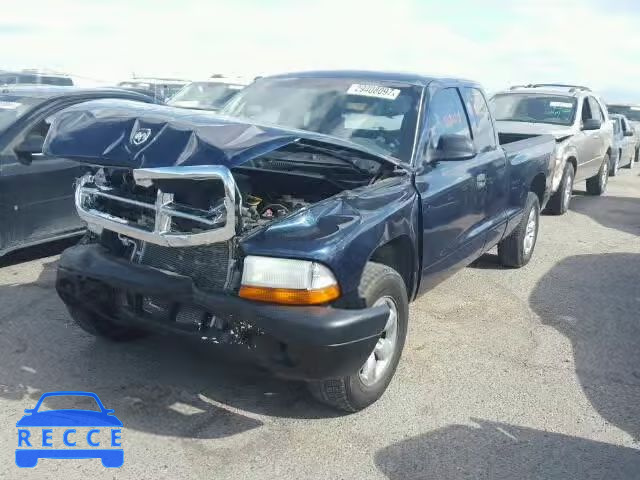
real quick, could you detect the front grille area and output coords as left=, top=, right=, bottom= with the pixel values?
left=138, top=242, right=233, bottom=292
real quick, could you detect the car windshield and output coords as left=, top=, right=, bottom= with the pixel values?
left=607, top=105, right=640, bottom=122
left=221, top=77, right=422, bottom=162
left=0, top=96, right=44, bottom=132
left=37, top=395, right=101, bottom=412
left=167, top=82, right=244, bottom=110
left=491, top=94, right=577, bottom=126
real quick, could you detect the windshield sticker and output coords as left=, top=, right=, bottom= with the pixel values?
left=347, top=84, right=401, bottom=100
left=0, top=101, right=21, bottom=110
left=550, top=101, right=573, bottom=108
left=631, top=106, right=640, bottom=111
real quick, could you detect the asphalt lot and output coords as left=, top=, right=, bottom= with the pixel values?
left=0, top=169, right=639, bottom=479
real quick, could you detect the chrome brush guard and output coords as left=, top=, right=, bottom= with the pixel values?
left=75, top=166, right=237, bottom=247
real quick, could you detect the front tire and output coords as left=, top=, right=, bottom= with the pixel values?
left=546, top=162, right=574, bottom=215
left=68, top=306, right=148, bottom=342
left=498, top=192, right=540, bottom=268
left=586, top=154, right=609, bottom=195
left=308, top=262, right=408, bottom=412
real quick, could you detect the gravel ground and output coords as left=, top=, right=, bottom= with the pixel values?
left=0, top=169, right=639, bottom=479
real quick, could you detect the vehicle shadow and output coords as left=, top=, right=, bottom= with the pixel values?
left=0, top=237, right=79, bottom=268
left=570, top=194, right=640, bottom=236
left=0, top=257, right=340, bottom=441
left=530, top=253, right=640, bottom=442
left=375, top=419, right=640, bottom=479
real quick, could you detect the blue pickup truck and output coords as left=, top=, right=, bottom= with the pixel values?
left=47, top=71, right=555, bottom=411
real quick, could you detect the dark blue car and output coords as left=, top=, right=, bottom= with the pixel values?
left=49, top=70, right=555, bottom=412
left=16, top=391, right=123, bottom=468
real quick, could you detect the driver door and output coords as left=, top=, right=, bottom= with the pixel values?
left=0, top=110, right=87, bottom=252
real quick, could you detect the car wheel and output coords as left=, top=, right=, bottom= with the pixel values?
left=308, top=262, right=408, bottom=412
left=68, top=306, right=148, bottom=342
left=610, top=151, right=620, bottom=176
left=586, top=154, right=609, bottom=195
left=498, top=192, right=540, bottom=268
left=546, top=162, right=574, bottom=215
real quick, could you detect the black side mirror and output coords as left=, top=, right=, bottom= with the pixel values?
left=623, top=130, right=634, bottom=137
left=582, top=119, right=602, bottom=131
left=431, top=134, right=477, bottom=161
left=14, top=134, right=45, bottom=164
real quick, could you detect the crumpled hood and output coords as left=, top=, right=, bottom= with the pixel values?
left=43, top=99, right=403, bottom=169
left=495, top=120, right=574, bottom=140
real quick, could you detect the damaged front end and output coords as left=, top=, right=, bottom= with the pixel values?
left=48, top=100, right=408, bottom=379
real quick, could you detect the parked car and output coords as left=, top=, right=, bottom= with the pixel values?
left=0, top=70, right=73, bottom=86
left=47, top=71, right=555, bottom=412
left=117, top=78, right=189, bottom=102
left=609, top=114, right=636, bottom=175
left=607, top=103, right=640, bottom=164
left=0, top=86, right=155, bottom=257
left=166, top=76, right=250, bottom=111
left=490, top=84, right=614, bottom=215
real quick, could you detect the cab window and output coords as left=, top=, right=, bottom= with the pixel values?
left=425, top=88, right=472, bottom=159
left=461, top=87, right=496, bottom=152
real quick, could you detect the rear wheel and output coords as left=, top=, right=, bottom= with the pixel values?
left=546, top=162, right=574, bottom=215
left=610, top=151, right=620, bottom=176
left=308, top=262, right=408, bottom=412
left=498, top=192, right=540, bottom=268
left=586, top=154, right=609, bottom=195
left=68, top=306, right=148, bottom=342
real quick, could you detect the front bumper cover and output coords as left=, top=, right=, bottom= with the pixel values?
left=56, top=244, right=389, bottom=380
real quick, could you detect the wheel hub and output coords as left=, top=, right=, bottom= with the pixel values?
left=359, top=296, right=399, bottom=386
left=523, top=208, right=537, bottom=256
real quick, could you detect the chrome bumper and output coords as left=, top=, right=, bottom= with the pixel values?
left=75, top=166, right=237, bottom=247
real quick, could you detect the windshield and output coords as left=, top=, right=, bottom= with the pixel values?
left=167, top=82, right=244, bottom=110
left=0, top=96, right=44, bottom=132
left=222, top=77, right=422, bottom=162
left=491, top=94, right=577, bottom=126
left=607, top=105, right=640, bottom=122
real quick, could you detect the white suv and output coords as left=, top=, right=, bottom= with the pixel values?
left=490, top=84, right=614, bottom=214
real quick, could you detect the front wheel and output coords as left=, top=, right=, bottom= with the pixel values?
left=308, top=262, right=408, bottom=412
left=586, top=154, right=609, bottom=195
left=498, top=192, right=540, bottom=268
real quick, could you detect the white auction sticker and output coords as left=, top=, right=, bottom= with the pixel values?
left=0, top=101, right=21, bottom=109
left=347, top=84, right=401, bottom=100
left=549, top=101, right=573, bottom=108
left=631, top=106, right=640, bottom=111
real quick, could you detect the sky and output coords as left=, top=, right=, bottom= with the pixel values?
left=2, top=0, right=640, bottom=103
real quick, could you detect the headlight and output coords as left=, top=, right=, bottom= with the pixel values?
left=239, top=256, right=340, bottom=305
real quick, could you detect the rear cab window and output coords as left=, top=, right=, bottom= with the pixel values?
left=461, top=88, right=496, bottom=152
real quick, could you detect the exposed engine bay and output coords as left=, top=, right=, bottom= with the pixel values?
left=83, top=152, right=384, bottom=241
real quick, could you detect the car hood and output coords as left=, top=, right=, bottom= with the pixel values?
left=495, top=120, right=574, bottom=140
left=42, top=99, right=405, bottom=170
left=16, top=410, right=123, bottom=427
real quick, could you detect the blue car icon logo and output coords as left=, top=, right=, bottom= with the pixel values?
left=16, top=391, right=123, bottom=468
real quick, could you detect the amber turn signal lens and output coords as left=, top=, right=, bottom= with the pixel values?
left=238, top=285, right=341, bottom=305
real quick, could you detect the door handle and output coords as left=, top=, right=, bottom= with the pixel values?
left=476, top=173, right=487, bottom=189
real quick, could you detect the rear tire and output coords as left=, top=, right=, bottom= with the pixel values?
left=308, top=262, right=408, bottom=412
left=610, top=151, right=620, bottom=176
left=586, top=154, right=609, bottom=195
left=546, top=162, right=574, bottom=215
left=498, top=192, right=540, bottom=268
left=68, top=306, right=148, bottom=342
